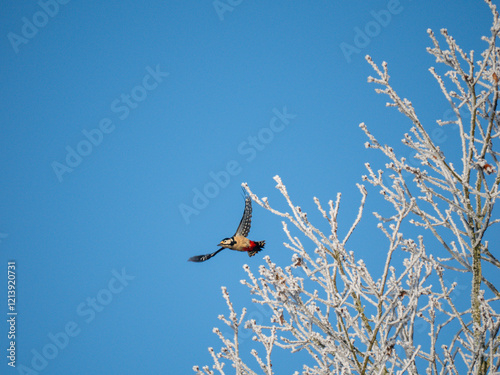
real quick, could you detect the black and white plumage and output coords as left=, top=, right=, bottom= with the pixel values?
left=188, top=191, right=265, bottom=263
left=234, top=191, right=252, bottom=237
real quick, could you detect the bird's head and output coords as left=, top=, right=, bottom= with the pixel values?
left=218, top=237, right=235, bottom=248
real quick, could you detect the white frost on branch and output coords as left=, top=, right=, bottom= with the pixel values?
left=194, top=1, right=500, bottom=374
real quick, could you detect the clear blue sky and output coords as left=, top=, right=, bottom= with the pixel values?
left=1, top=1, right=497, bottom=374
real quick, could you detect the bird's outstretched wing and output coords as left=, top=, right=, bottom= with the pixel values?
left=234, top=192, right=252, bottom=237
left=188, top=248, right=224, bottom=262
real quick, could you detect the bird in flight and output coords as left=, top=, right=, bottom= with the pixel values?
left=188, top=191, right=265, bottom=262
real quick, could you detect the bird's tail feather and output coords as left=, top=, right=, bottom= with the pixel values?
left=188, top=248, right=224, bottom=262
left=248, top=241, right=265, bottom=257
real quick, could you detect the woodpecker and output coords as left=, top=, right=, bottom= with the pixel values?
left=188, top=191, right=265, bottom=262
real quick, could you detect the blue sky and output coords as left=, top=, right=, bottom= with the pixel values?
left=1, top=1, right=498, bottom=374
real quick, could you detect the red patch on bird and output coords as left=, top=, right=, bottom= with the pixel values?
left=246, top=241, right=256, bottom=251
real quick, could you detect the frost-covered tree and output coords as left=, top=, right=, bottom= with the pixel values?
left=193, top=2, right=500, bottom=374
